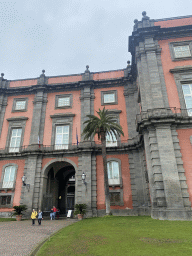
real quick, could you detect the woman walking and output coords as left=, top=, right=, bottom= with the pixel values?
left=37, top=210, right=43, bottom=225
left=31, top=209, right=37, bottom=226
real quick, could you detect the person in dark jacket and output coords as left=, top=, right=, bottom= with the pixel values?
left=37, top=210, right=43, bottom=225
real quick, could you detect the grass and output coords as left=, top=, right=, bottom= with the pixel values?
left=0, top=218, right=16, bottom=222
left=37, top=216, right=192, bottom=256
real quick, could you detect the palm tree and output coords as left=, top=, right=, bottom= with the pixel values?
left=82, top=107, right=124, bottom=215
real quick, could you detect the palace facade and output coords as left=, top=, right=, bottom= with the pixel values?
left=1, top=12, right=192, bottom=220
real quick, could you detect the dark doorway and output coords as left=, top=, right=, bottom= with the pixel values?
left=43, top=163, right=75, bottom=215
left=55, top=166, right=75, bottom=214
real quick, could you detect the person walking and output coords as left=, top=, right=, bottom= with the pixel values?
left=31, top=209, right=37, bottom=226
left=53, top=206, right=57, bottom=220
left=37, top=210, right=43, bottom=225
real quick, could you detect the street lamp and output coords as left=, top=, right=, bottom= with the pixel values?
left=82, top=172, right=86, bottom=185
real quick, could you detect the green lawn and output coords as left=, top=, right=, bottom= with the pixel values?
left=0, top=218, right=16, bottom=222
left=37, top=216, right=192, bottom=256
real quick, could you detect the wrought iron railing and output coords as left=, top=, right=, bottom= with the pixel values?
left=0, top=137, right=142, bottom=154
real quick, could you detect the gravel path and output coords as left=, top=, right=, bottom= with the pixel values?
left=0, top=219, right=77, bottom=256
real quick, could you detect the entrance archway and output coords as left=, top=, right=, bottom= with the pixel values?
left=41, top=159, right=77, bottom=215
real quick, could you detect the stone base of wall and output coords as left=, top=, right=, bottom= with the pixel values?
left=0, top=211, right=14, bottom=218
left=152, top=208, right=192, bottom=220
left=97, top=207, right=151, bottom=217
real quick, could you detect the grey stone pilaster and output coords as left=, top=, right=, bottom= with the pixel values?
left=136, top=37, right=168, bottom=111
left=124, top=82, right=139, bottom=138
left=129, top=150, right=150, bottom=209
left=91, top=154, right=97, bottom=216
left=0, top=74, right=8, bottom=138
left=144, top=124, right=189, bottom=220
left=20, top=156, right=40, bottom=214
left=171, top=126, right=191, bottom=208
left=143, top=129, right=158, bottom=207
left=0, top=95, right=7, bottom=137
left=75, top=151, right=94, bottom=217
left=29, top=91, right=46, bottom=145
left=80, top=84, right=95, bottom=141
left=29, top=71, right=47, bottom=146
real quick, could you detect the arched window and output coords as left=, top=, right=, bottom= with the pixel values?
left=2, top=165, right=16, bottom=188
left=107, top=161, right=120, bottom=185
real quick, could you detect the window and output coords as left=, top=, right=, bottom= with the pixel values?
left=169, top=41, right=192, bottom=61
left=109, top=189, right=124, bottom=206
left=110, top=192, right=121, bottom=205
left=174, top=45, right=191, bottom=58
left=107, top=161, right=120, bottom=185
left=55, top=125, right=69, bottom=149
left=0, top=195, right=11, bottom=205
left=106, top=132, right=117, bottom=147
left=104, top=93, right=115, bottom=103
left=58, top=97, right=70, bottom=107
left=182, top=84, right=192, bottom=116
left=55, top=94, right=72, bottom=109
left=15, top=100, right=26, bottom=110
left=12, top=98, right=28, bottom=112
left=2, top=166, right=16, bottom=188
left=9, top=128, right=22, bottom=152
left=101, top=90, right=118, bottom=105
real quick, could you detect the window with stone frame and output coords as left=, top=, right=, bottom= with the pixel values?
left=101, top=90, right=118, bottom=105
left=6, top=117, right=28, bottom=154
left=170, top=41, right=192, bottom=61
left=110, top=191, right=121, bottom=205
left=55, top=125, right=70, bottom=150
left=109, top=189, right=124, bottom=206
left=170, top=66, right=192, bottom=116
left=182, top=84, right=192, bottom=116
left=12, top=98, right=28, bottom=112
left=0, top=195, right=11, bottom=206
left=9, top=128, right=22, bottom=153
left=106, top=131, right=117, bottom=147
left=50, top=113, right=75, bottom=150
left=107, top=160, right=120, bottom=185
left=55, top=94, right=72, bottom=109
left=105, top=110, right=121, bottom=147
left=2, top=166, right=16, bottom=189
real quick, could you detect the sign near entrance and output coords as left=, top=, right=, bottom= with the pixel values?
left=67, top=210, right=72, bottom=218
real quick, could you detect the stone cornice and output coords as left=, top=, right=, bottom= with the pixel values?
left=50, top=113, right=75, bottom=119
left=0, top=76, right=133, bottom=96
left=7, top=116, right=29, bottom=122
left=170, top=65, right=192, bottom=73
left=108, top=109, right=122, bottom=114
left=136, top=108, right=192, bottom=133
left=129, top=24, right=192, bottom=57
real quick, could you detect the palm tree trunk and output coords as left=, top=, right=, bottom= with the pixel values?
left=101, top=132, right=111, bottom=215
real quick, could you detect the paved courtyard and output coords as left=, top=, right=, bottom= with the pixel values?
left=0, top=218, right=77, bottom=256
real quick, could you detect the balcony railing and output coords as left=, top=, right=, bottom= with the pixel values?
left=0, top=138, right=142, bottom=154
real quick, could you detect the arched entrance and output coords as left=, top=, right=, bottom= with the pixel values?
left=41, top=159, right=77, bottom=215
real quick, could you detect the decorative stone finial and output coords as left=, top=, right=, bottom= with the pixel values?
left=134, top=19, right=138, bottom=24
left=142, top=11, right=147, bottom=17
left=1, top=73, right=4, bottom=78
left=127, top=61, right=130, bottom=67
left=42, top=69, right=45, bottom=74
left=85, top=65, right=90, bottom=73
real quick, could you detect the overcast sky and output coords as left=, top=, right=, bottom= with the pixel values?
left=0, top=0, right=191, bottom=80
